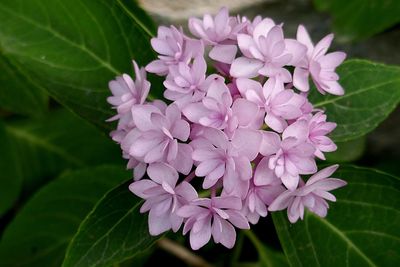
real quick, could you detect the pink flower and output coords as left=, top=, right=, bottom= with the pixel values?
left=130, top=163, right=198, bottom=235
left=164, top=55, right=208, bottom=108
left=108, top=10, right=347, bottom=243
left=242, top=165, right=285, bottom=224
left=236, top=78, right=307, bottom=132
left=293, top=25, right=346, bottom=95
left=306, top=112, right=337, bottom=159
left=230, top=19, right=306, bottom=79
left=183, top=75, right=261, bottom=135
left=191, top=128, right=261, bottom=192
left=124, top=103, right=193, bottom=174
left=268, top=165, right=346, bottom=223
left=177, top=196, right=250, bottom=250
left=146, top=25, right=202, bottom=75
left=189, top=7, right=245, bottom=64
left=107, top=60, right=150, bottom=129
left=260, top=120, right=317, bottom=190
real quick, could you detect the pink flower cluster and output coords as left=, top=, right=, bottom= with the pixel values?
left=108, top=8, right=347, bottom=250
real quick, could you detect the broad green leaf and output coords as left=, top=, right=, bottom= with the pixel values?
left=313, top=0, right=400, bottom=41
left=272, top=166, right=400, bottom=267
left=63, top=181, right=159, bottom=267
left=0, top=121, right=22, bottom=215
left=310, top=60, right=400, bottom=142
left=2, top=109, right=122, bottom=193
left=0, top=53, right=48, bottom=116
left=0, top=0, right=160, bottom=129
left=0, top=165, right=129, bottom=267
left=325, top=136, right=366, bottom=163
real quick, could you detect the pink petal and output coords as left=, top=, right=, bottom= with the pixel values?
left=171, top=119, right=190, bottom=141
left=260, top=131, right=281, bottom=156
left=203, top=128, right=229, bottom=149
left=281, top=172, right=300, bottom=191
left=214, top=7, right=229, bottom=35
left=293, top=67, right=310, bottom=92
left=313, top=33, right=334, bottom=59
left=133, top=162, right=147, bottom=181
left=170, top=212, right=184, bottom=232
left=323, top=80, right=345, bottom=95
left=296, top=25, right=314, bottom=54
left=166, top=140, right=178, bottom=163
left=307, top=165, right=339, bottom=185
left=190, top=218, right=212, bottom=250
left=253, top=18, right=276, bottom=42
left=144, top=140, right=169, bottom=163
left=313, top=189, right=337, bottom=202
left=216, top=218, right=236, bottom=249
left=319, top=51, right=346, bottom=69
left=311, top=178, right=347, bottom=192
left=177, top=205, right=206, bottom=218
left=232, top=98, right=260, bottom=127
left=130, top=137, right=161, bottom=158
left=265, top=113, right=287, bottom=133
left=205, top=75, right=232, bottom=104
left=165, top=104, right=181, bottom=122
left=175, top=181, right=198, bottom=201
left=254, top=157, right=277, bottom=186
left=147, top=162, right=179, bottom=187
left=170, top=143, right=194, bottom=175
left=282, top=119, right=309, bottom=142
left=232, top=128, right=262, bottom=160
left=196, top=159, right=221, bottom=177
left=268, top=190, right=294, bottom=211
left=287, top=197, right=302, bottom=223
left=151, top=38, right=173, bottom=56
left=234, top=156, right=253, bottom=180
left=225, top=210, right=250, bottom=229
left=129, top=180, right=158, bottom=198
left=213, top=196, right=242, bottom=210
left=236, top=78, right=264, bottom=104
left=237, top=33, right=256, bottom=57
left=132, top=104, right=160, bottom=131
left=145, top=60, right=168, bottom=75
left=284, top=39, right=307, bottom=66
left=230, top=57, right=263, bottom=78
left=148, top=208, right=172, bottom=235
left=209, top=44, right=238, bottom=64
left=206, top=164, right=225, bottom=184
left=192, top=148, right=218, bottom=161
left=182, top=102, right=210, bottom=124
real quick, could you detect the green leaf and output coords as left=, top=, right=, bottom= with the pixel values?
left=63, top=181, right=159, bottom=267
left=325, top=136, right=366, bottom=163
left=2, top=109, right=122, bottom=193
left=310, top=60, right=400, bottom=142
left=244, top=230, right=289, bottom=267
left=0, top=52, right=48, bottom=116
left=0, top=0, right=160, bottom=129
left=0, top=121, right=22, bottom=215
left=313, top=0, right=400, bottom=41
left=0, top=165, right=130, bottom=267
left=272, top=166, right=400, bottom=267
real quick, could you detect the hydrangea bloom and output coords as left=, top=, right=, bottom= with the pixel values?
left=108, top=7, right=347, bottom=250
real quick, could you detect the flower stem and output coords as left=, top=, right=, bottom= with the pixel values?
left=184, top=171, right=196, bottom=183
left=158, top=238, right=214, bottom=267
